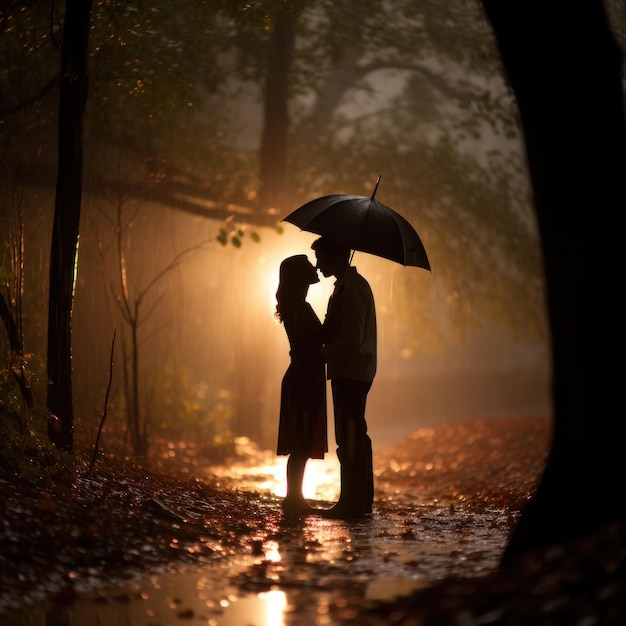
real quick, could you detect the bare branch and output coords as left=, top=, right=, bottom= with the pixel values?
left=88, top=328, right=116, bottom=474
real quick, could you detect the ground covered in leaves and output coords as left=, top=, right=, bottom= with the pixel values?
left=1, top=417, right=626, bottom=624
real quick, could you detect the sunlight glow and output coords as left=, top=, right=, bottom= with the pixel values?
left=72, top=235, right=80, bottom=298
left=253, top=229, right=335, bottom=323
left=210, top=439, right=341, bottom=504
left=264, top=540, right=281, bottom=562
left=273, top=455, right=340, bottom=503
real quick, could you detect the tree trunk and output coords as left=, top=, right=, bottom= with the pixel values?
left=258, top=12, right=295, bottom=211
left=0, top=293, right=33, bottom=409
left=295, top=46, right=366, bottom=147
left=481, top=0, right=626, bottom=564
left=47, top=0, right=93, bottom=451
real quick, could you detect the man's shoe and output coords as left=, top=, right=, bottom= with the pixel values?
left=319, top=503, right=371, bottom=520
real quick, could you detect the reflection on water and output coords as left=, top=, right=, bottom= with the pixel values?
left=59, top=522, right=436, bottom=625
left=55, top=569, right=291, bottom=626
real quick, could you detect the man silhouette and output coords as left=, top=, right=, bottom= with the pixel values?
left=312, top=236, right=376, bottom=519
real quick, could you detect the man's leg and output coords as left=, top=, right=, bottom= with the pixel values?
left=330, top=378, right=373, bottom=515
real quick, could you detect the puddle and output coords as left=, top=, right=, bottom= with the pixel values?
left=47, top=569, right=310, bottom=626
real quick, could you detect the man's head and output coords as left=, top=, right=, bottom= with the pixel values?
left=311, top=237, right=351, bottom=278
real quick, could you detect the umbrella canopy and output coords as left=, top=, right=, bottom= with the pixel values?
left=282, top=177, right=430, bottom=271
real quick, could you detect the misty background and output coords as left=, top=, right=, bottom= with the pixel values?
left=7, top=1, right=620, bottom=457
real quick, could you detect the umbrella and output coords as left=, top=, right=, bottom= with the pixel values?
left=282, top=176, right=431, bottom=271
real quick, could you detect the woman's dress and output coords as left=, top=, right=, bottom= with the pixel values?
left=277, top=301, right=328, bottom=459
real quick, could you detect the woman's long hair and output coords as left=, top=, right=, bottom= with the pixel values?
left=275, top=255, right=316, bottom=323
left=275, top=280, right=307, bottom=324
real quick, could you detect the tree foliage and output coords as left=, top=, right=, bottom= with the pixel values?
left=1, top=0, right=549, bottom=345
left=8, top=0, right=623, bottom=448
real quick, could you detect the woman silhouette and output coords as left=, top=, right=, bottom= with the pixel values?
left=275, top=254, right=328, bottom=515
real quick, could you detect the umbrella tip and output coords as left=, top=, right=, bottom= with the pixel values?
left=371, top=175, right=382, bottom=200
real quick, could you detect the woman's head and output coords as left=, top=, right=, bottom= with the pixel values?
left=275, top=255, right=319, bottom=322
left=279, top=254, right=319, bottom=287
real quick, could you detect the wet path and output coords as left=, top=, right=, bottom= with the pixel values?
left=3, top=418, right=548, bottom=625
left=59, top=506, right=510, bottom=626
left=32, top=449, right=513, bottom=625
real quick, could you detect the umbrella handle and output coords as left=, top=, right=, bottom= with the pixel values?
left=371, top=175, right=381, bottom=200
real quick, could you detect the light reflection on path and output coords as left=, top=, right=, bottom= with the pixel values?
left=63, top=568, right=293, bottom=626
left=17, top=447, right=512, bottom=626
left=58, top=504, right=509, bottom=626
left=209, top=437, right=343, bottom=504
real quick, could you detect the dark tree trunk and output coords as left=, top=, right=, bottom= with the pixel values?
left=258, top=12, right=295, bottom=212
left=481, top=0, right=626, bottom=564
left=47, top=0, right=93, bottom=451
left=0, top=293, right=33, bottom=409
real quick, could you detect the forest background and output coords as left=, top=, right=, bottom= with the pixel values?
left=1, top=0, right=624, bottom=466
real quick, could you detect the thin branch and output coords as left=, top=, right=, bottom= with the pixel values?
left=137, top=318, right=172, bottom=349
left=135, top=293, right=164, bottom=329
left=88, top=328, right=116, bottom=474
left=138, top=238, right=214, bottom=299
left=0, top=75, right=59, bottom=116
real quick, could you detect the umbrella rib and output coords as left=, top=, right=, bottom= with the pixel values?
left=371, top=175, right=382, bottom=200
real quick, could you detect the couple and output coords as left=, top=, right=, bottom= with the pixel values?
left=275, top=237, right=376, bottom=519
